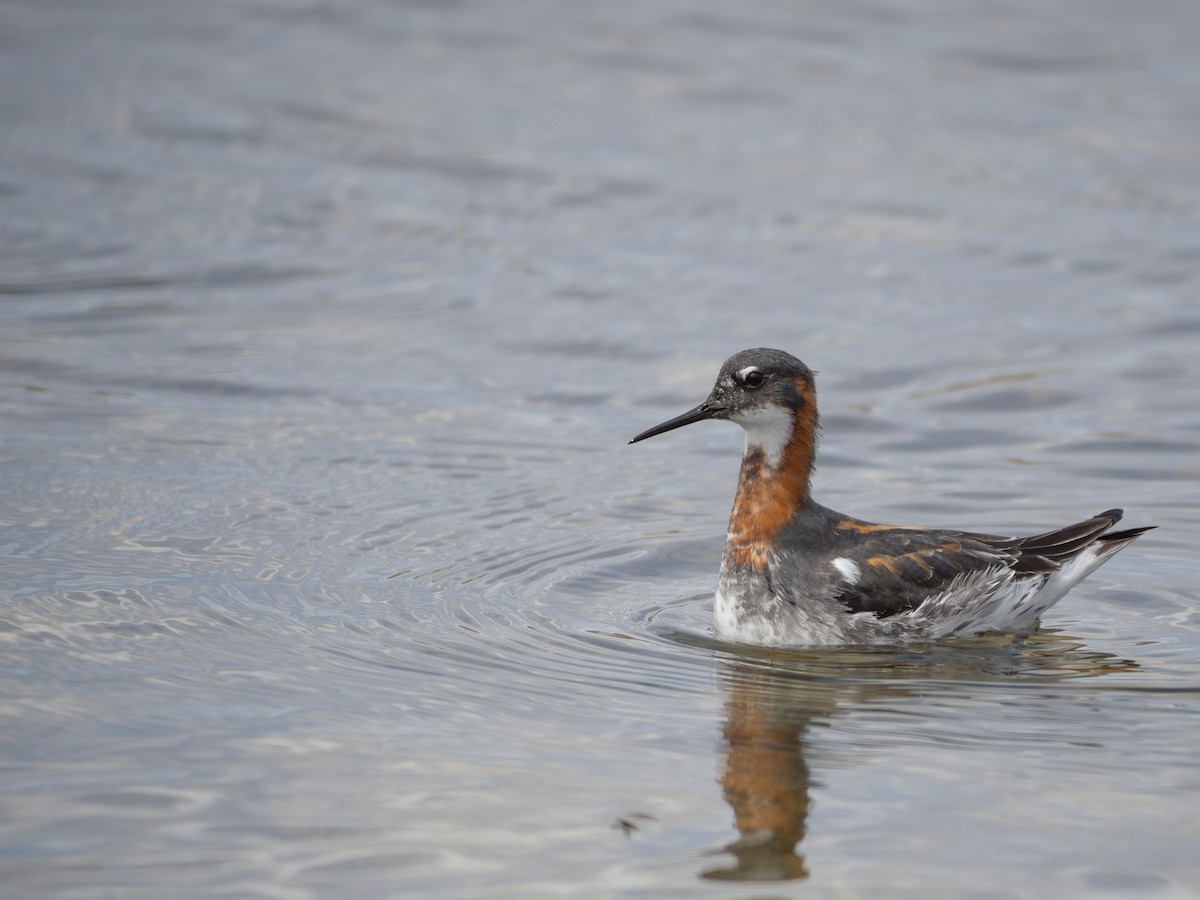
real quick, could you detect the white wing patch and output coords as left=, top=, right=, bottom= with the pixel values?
left=832, top=557, right=861, bottom=585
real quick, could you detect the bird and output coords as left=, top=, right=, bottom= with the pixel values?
left=629, top=348, right=1153, bottom=647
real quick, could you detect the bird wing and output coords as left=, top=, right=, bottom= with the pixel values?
left=829, top=510, right=1127, bottom=618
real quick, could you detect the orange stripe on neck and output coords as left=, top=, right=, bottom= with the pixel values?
left=724, top=381, right=817, bottom=569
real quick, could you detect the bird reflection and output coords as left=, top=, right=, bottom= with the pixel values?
left=701, top=633, right=1137, bottom=882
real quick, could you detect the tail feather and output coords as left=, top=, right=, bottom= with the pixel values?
left=995, top=509, right=1153, bottom=575
left=1006, top=515, right=1153, bottom=626
left=1095, top=525, right=1156, bottom=556
left=1010, top=509, right=1124, bottom=566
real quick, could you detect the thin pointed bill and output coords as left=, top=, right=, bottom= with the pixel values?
left=629, top=402, right=722, bottom=444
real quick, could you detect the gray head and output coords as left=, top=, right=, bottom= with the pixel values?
left=629, top=348, right=817, bottom=448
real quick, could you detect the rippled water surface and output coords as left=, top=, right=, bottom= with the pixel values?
left=3, top=0, right=1199, bottom=897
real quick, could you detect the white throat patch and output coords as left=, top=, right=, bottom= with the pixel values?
left=731, top=406, right=793, bottom=468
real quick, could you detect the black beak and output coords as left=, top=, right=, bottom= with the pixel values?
left=629, top=401, right=721, bottom=444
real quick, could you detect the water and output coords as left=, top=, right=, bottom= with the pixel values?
left=2, top=0, right=1198, bottom=896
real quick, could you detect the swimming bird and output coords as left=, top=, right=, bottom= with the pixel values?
left=629, top=348, right=1152, bottom=646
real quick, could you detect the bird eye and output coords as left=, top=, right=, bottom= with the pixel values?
left=739, top=367, right=766, bottom=388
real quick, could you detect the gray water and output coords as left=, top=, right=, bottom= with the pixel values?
left=2, top=1, right=1199, bottom=897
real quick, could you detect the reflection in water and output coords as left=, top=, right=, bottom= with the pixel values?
left=704, top=666, right=827, bottom=881
left=701, top=635, right=1138, bottom=882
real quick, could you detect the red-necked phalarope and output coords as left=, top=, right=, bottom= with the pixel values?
left=629, top=348, right=1153, bottom=647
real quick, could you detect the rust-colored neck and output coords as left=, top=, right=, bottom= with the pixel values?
left=724, top=390, right=817, bottom=570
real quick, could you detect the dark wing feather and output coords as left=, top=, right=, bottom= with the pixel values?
left=834, top=532, right=1018, bottom=618
left=832, top=510, right=1135, bottom=619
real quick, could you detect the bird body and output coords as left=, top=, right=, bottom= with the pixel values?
left=630, top=348, right=1152, bottom=647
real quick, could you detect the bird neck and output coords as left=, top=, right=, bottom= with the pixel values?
left=724, top=403, right=817, bottom=569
